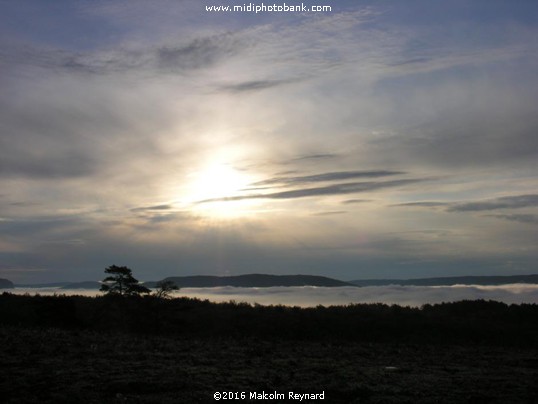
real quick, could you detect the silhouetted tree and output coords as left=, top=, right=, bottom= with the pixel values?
left=100, top=265, right=150, bottom=297
left=154, top=280, right=179, bottom=299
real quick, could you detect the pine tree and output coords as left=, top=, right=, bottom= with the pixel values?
left=100, top=265, right=150, bottom=296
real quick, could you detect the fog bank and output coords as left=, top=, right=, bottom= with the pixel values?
left=6, top=284, right=538, bottom=307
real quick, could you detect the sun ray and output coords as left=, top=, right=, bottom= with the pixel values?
left=183, top=161, right=260, bottom=218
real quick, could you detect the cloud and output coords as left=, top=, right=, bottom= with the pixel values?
left=254, top=170, right=405, bottom=186
left=488, top=214, right=538, bottom=225
left=291, top=154, right=340, bottom=162
left=0, top=214, right=95, bottom=258
left=131, top=204, right=174, bottom=212
left=263, top=178, right=424, bottom=199
left=394, top=202, right=449, bottom=208
left=142, top=212, right=199, bottom=226
left=448, top=194, right=538, bottom=212
left=15, top=284, right=538, bottom=308
left=0, top=144, right=96, bottom=179
left=387, top=57, right=432, bottom=67
left=342, top=199, right=370, bottom=205
left=201, top=178, right=425, bottom=203
left=395, top=194, right=538, bottom=213
left=218, top=79, right=297, bottom=93
left=1, top=33, right=242, bottom=76
left=366, top=77, right=538, bottom=169
left=312, top=211, right=347, bottom=216
left=157, top=34, right=240, bottom=72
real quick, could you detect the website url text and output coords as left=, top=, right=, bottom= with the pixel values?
left=206, top=3, right=332, bottom=14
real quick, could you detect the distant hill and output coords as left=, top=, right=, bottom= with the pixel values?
left=349, top=274, right=538, bottom=287
left=148, top=274, right=354, bottom=288
left=0, top=278, right=14, bottom=289
left=16, top=273, right=537, bottom=290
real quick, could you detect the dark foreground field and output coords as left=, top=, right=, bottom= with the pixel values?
left=1, top=294, right=537, bottom=403
left=2, top=326, right=537, bottom=403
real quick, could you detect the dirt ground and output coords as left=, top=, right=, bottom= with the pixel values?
left=1, top=326, right=537, bottom=403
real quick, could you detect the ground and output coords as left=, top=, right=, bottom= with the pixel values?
left=1, top=326, right=537, bottom=403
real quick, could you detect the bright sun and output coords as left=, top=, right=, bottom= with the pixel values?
left=184, top=163, right=259, bottom=218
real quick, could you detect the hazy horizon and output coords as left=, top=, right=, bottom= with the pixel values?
left=5, top=284, right=538, bottom=308
left=1, top=1, right=537, bottom=283
left=4, top=271, right=538, bottom=286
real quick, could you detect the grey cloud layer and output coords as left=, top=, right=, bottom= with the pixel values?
left=487, top=214, right=538, bottom=225
left=202, top=178, right=424, bottom=202
left=218, top=79, right=298, bottom=93
left=396, top=202, right=449, bottom=208
left=396, top=194, right=538, bottom=225
left=448, top=194, right=538, bottom=212
left=397, top=194, right=538, bottom=212
left=1, top=33, right=241, bottom=75
left=131, top=204, right=174, bottom=212
left=0, top=150, right=96, bottom=179
left=254, top=170, right=405, bottom=186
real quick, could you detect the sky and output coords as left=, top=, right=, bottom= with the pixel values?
left=1, top=0, right=537, bottom=283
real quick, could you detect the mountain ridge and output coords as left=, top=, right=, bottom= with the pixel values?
left=0, top=278, right=14, bottom=289
left=11, top=273, right=538, bottom=289
left=149, top=274, right=353, bottom=288
left=349, top=274, right=538, bottom=287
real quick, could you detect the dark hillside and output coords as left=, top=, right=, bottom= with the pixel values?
left=0, top=278, right=14, bottom=289
left=350, top=274, right=538, bottom=286
left=155, top=274, right=353, bottom=288
left=1, top=293, right=537, bottom=347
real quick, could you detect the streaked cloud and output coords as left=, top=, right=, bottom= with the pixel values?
left=157, top=34, right=241, bottom=72
left=1, top=33, right=243, bottom=76
left=131, top=204, right=174, bottom=212
left=342, top=199, right=370, bottom=205
left=218, top=79, right=298, bottom=93
left=312, top=211, right=347, bottom=216
left=253, top=170, right=405, bottom=186
left=448, top=194, right=538, bottom=212
left=396, top=194, right=538, bottom=213
left=200, top=178, right=426, bottom=202
left=487, top=214, right=538, bottom=225
left=291, top=154, right=340, bottom=162
left=0, top=150, right=96, bottom=179
left=395, top=202, right=449, bottom=208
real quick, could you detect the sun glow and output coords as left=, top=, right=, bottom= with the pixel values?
left=185, top=162, right=260, bottom=218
